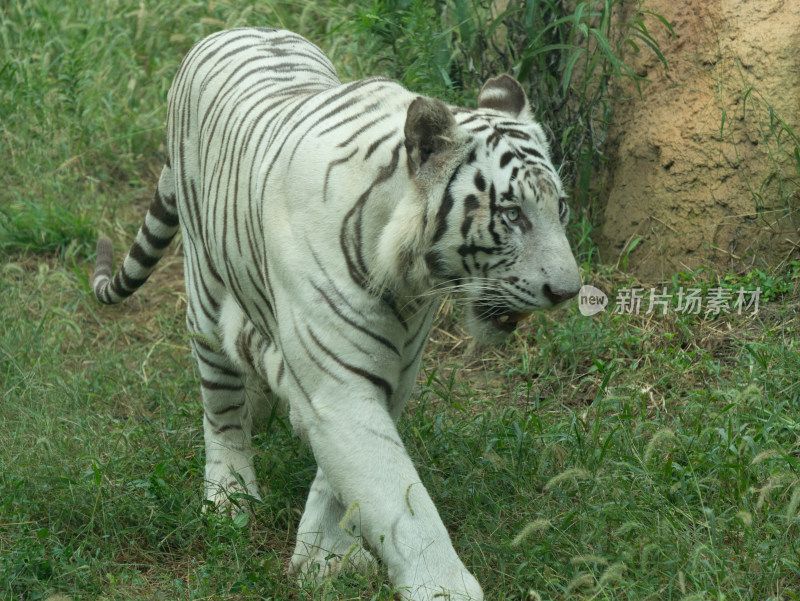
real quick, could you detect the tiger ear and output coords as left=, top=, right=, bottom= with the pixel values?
left=477, top=74, right=533, bottom=123
left=404, top=97, right=457, bottom=172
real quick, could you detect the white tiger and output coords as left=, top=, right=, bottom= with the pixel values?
left=93, top=27, right=581, bottom=601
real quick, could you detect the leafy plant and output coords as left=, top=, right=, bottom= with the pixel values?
left=0, top=198, right=96, bottom=258
left=734, top=85, right=800, bottom=215
left=346, top=0, right=671, bottom=211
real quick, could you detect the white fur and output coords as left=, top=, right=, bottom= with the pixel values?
left=137, top=27, right=582, bottom=601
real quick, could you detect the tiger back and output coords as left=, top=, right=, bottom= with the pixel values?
left=93, top=27, right=581, bottom=601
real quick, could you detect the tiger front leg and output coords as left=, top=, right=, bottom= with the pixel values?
left=289, top=467, right=377, bottom=582
left=295, top=392, right=483, bottom=601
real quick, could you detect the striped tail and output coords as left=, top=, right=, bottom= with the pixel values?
left=94, top=164, right=180, bottom=304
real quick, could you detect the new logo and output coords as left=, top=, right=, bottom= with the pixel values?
left=578, top=285, right=608, bottom=316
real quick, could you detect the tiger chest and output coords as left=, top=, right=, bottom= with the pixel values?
left=219, top=280, right=435, bottom=417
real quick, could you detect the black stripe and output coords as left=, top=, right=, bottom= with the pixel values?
left=298, top=325, right=346, bottom=384
left=213, top=403, right=245, bottom=415
left=306, top=327, right=394, bottom=402
left=311, top=282, right=400, bottom=356
left=149, top=190, right=180, bottom=228
left=201, top=377, right=244, bottom=392
left=118, top=269, right=147, bottom=293
left=519, top=145, right=544, bottom=159
left=205, top=412, right=243, bottom=433
left=323, top=148, right=358, bottom=202
left=365, top=131, right=397, bottom=160
left=141, top=221, right=174, bottom=250
left=431, top=189, right=453, bottom=245
left=129, top=241, right=160, bottom=269
left=431, top=161, right=468, bottom=245
left=341, top=142, right=401, bottom=288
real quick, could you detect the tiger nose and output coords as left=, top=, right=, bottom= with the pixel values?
left=543, top=283, right=579, bottom=305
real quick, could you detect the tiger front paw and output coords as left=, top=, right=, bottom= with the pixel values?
left=288, top=540, right=377, bottom=583
left=392, top=565, right=484, bottom=601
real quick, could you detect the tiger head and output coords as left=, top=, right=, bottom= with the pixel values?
left=381, top=74, right=581, bottom=344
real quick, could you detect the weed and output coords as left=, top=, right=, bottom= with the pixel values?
left=346, top=0, right=670, bottom=207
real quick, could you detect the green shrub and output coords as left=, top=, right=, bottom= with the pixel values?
left=344, top=0, right=670, bottom=202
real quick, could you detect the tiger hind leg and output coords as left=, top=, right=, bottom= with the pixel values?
left=184, top=254, right=260, bottom=509
left=199, top=353, right=260, bottom=509
left=289, top=467, right=377, bottom=582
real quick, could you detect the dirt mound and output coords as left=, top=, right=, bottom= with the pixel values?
left=596, top=0, right=800, bottom=282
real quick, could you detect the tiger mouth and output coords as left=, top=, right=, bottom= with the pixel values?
left=480, top=308, right=533, bottom=333
left=491, top=310, right=532, bottom=332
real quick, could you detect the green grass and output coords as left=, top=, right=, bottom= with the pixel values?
left=2, top=1, right=800, bottom=600
left=4, top=257, right=799, bottom=600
